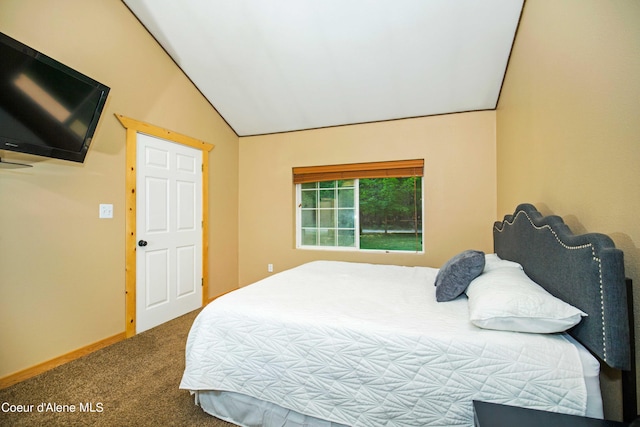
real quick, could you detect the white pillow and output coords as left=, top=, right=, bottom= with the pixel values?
left=483, top=253, right=523, bottom=272
left=466, top=266, right=587, bottom=333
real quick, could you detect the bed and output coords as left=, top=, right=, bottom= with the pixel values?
left=180, top=203, right=634, bottom=426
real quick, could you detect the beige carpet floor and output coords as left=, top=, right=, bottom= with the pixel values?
left=0, top=309, right=236, bottom=426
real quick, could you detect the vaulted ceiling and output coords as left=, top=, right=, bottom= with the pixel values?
left=123, top=0, right=524, bottom=136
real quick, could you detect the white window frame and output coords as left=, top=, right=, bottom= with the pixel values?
left=295, top=178, right=424, bottom=253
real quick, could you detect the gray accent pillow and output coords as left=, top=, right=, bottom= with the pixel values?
left=435, top=250, right=485, bottom=302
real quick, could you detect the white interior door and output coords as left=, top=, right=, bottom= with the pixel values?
left=136, top=132, right=203, bottom=333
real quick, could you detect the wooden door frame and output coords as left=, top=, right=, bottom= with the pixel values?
left=116, top=114, right=214, bottom=338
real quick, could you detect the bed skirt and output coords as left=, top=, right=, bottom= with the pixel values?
left=195, top=389, right=348, bottom=427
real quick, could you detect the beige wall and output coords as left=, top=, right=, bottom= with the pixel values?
left=496, top=0, right=640, bottom=419
left=238, top=112, right=497, bottom=286
left=0, top=0, right=239, bottom=378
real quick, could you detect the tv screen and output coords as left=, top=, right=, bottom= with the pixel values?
left=0, top=32, right=110, bottom=163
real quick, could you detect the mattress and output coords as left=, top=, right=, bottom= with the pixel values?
left=180, top=261, right=601, bottom=426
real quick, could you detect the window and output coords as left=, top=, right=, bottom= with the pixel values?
left=294, top=160, right=423, bottom=252
left=299, top=179, right=357, bottom=247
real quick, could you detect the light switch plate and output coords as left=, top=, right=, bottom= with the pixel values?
left=99, top=204, right=113, bottom=219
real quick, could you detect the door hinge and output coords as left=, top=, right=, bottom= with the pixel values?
left=201, top=278, right=204, bottom=287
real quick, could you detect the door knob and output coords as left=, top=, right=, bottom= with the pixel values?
left=138, top=240, right=148, bottom=247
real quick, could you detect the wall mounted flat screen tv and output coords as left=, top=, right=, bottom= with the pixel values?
left=0, top=32, right=110, bottom=163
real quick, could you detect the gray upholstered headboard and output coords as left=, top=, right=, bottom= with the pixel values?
left=493, top=203, right=630, bottom=371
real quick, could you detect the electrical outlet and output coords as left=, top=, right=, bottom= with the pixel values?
left=99, top=204, right=113, bottom=219
left=268, top=263, right=273, bottom=273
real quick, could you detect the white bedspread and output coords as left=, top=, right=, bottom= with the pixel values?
left=180, top=261, right=590, bottom=426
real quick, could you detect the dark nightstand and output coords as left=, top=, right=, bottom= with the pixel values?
left=473, top=401, right=629, bottom=427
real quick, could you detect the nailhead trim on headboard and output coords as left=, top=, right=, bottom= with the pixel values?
left=494, top=208, right=609, bottom=364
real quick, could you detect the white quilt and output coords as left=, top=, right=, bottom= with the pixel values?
left=180, top=261, right=590, bottom=426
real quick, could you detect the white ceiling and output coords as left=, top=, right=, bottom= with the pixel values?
left=123, top=0, right=524, bottom=136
